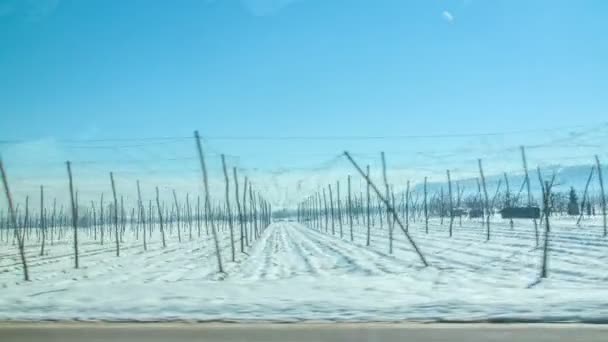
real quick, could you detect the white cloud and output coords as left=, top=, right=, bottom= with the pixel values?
left=442, top=10, right=454, bottom=23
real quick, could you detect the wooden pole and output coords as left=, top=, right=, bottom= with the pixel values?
left=99, top=193, right=104, bottom=245
left=596, top=155, right=607, bottom=236
left=110, top=172, right=120, bottom=256
left=424, top=177, right=429, bottom=234
left=233, top=167, right=244, bottom=253
left=577, top=166, right=595, bottom=225
left=521, top=146, right=538, bottom=246
left=381, top=152, right=393, bottom=253
left=156, top=187, right=166, bottom=248
left=336, top=180, right=343, bottom=238
left=504, top=172, right=514, bottom=229
left=447, top=170, right=454, bottom=237
left=323, top=188, right=329, bottom=233
left=328, top=184, right=335, bottom=235
left=405, top=180, right=410, bottom=232
left=366, top=165, right=371, bottom=246
left=345, top=152, right=428, bottom=267
left=541, top=181, right=552, bottom=278
left=347, top=175, right=354, bottom=242
left=194, top=131, right=223, bottom=273
left=242, top=177, right=248, bottom=246
left=0, top=158, right=30, bottom=280
left=66, top=161, right=79, bottom=268
left=221, top=155, right=236, bottom=262
left=186, top=193, right=192, bottom=241
left=172, top=190, right=181, bottom=242
left=250, top=186, right=258, bottom=240
left=137, top=180, right=147, bottom=250
left=39, top=185, right=46, bottom=256
left=478, top=159, right=490, bottom=241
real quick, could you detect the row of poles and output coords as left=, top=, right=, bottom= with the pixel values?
left=297, top=148, right=607, bottom=281
left=0, top=131, right=272, bottom=281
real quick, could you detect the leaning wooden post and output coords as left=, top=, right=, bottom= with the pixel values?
left=186, top=194, right=192, bottom=241
left=347, top=175, right=354, bottom=242
left=172, top=190, right=182, bottom=242
left=541, top=180, right=552, bottom=278
left=66, top=161, right=79, bottom=268
left=0, top=158, right=30, bottom=281
left=423, top=177, right=429, bottom=234
left=233, top=167, right=244, bottom=253
left=521, top=146, right=539, bottom=246
left=577, top=166, right=595, bottom=226
left=596, top=155, right=607, bottom=236
left=336, top=180, right=343, bottom=239
left=194, top=131, right=224, bottom=274
left=447, top=170, right=454, bottom=237
left=39, top=185, right=46, bottom=256
left=196, top=196, right=201, bottom=238
left=345, top=152, right=428, bottom=267
left=242, top=177, right=248, bottom=246
left=478, top=159, right=490, bottom=241
left=536, top=167, right=547, bottom=235
left=328, top=184, right=335, bottom=235
left=381, top=152, right=393, bottom=253
left=99, top=194, right=104, bottom=245
left=110, top=172, right=120, bottom=256
left=405, top=180, right=410, bottom=232
left=137, top=180, right=147, bottom=251
left=221, top=155, right=236, bottom=262
left=250, top=186, right=258, bottom=240
left=322, top=188, right=329, bottom=233
left=120, top=196, right=126, bottom=240
left=155, top=187, right=166, bottom=248
left=504, top=172, right=514, bottom=229
left=366, top=165, right=371, bottom=246
left=440, top=187, right=445, bottom=225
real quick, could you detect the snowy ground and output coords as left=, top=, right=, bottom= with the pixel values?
left=1, top=217, right=608, bottom=322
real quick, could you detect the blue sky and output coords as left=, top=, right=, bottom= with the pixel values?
left=1, top=0, right=607, bottom=205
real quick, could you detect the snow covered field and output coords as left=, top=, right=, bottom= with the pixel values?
left=1, top=218, right=608, bottom=322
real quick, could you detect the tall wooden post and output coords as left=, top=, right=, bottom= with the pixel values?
left=424, top=177, right=429, bottom=234
left=0, top=158, right=30, bottom=280
left=328, top=184, right=335, bottom=235
left=233, top=167, right=244, bottom=253
left=172, top=190, right=181, bottom=242
left=577, top=166, right=595, bottom=225
left=366, top=165, right=371, bottom=246
left=39, top=185, right=46, bottom=256
left=242, top=177, right=248, bottom=246
left=110, top=172, right=120, bottom=256
left=405, top=180, right=410, bottom=232
left=99, top=193, right=104, bottom=245
left=541, top=181, right=551, bottom=278
left=336, top=181, right=343, bottom=238
left=221, top=155, right=235, bottom=262
left=347, top=175, right=353, bottom=242
left=596, top=155, right=607, bottom=236
left=447, top=170, right=454, bottom=237
left=521, top=146, right=538, bottom=246
left=381, top=152, right=393, bottom=253
left=478, top=159, right=490, bottom=241
left=194, top=131, right=223, bottom=273
left=504, top=172, right=514, bottom=229
left=156, top=186, right=166, bottom=248
left=67, top=161, right=79, bottom=268
left=137, top=180, right=147, bottom=250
